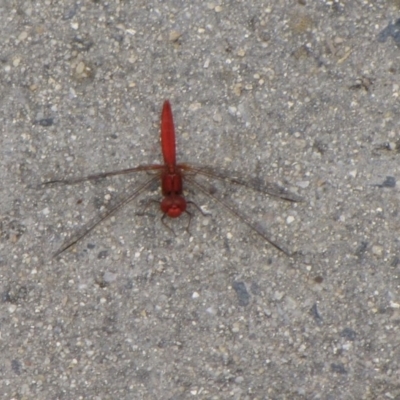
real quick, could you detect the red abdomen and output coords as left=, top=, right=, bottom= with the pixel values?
left=161, top=101, right=176, bottom=166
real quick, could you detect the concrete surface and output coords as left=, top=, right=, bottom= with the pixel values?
left=1, top=0, right=400, bottom=399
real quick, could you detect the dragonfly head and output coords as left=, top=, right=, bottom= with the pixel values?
left=161, top=195, right=187, bottom=218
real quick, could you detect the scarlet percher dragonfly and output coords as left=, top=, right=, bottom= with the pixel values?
left=44, top=101, right=302, bottom=257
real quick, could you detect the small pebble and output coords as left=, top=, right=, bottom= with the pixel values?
left=18, top=31, right=28, bottom=41
left=169, top=30, right=181, bottom=42
left=103, top=271, right=118, bottom=283
left=297, top=180, right=309, bottom=189
left=213, top=113, right=222, bottom=123
left=8, top=305, right=17, bottom=313
left=372, top=245, right=383, bottom=256
left=286, top=215, right=295, bottom=224
left=274, top=291, right=284, bottom=301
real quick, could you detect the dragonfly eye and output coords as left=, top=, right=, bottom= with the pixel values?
left=161, top=196, right=187, bottom=218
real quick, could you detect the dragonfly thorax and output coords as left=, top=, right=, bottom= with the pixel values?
left=161, top=170, right=183, bottom=196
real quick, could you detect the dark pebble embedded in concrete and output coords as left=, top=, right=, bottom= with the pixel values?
left=340, top=327, right=357, bottom=341
left=310, top=303, right=323, bottom=323
left=331, top=363, right=347, bottom=374
left=232, top=281, right=250, bottom=306
left=380, top=176, right=396, bottom=188
left=35, top=118, right=54, bottom=127
left=378, top=19, right=400, bottom=46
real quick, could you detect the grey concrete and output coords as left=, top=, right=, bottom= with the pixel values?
left=1, top=1, right=399, bottom=399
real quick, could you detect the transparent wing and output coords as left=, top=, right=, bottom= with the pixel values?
left=186, top=176, right=291, bottom=256
left=179, top=164, right=303, bottom=202
left=50, top=176, right=159, bottom=257
left=43, top=164, right=164, bottom=185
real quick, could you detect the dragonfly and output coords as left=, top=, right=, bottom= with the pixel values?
left=44, top=100, right=302, bottom=257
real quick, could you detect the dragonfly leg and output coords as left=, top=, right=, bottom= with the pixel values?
left=184, top=201, right=211, bottom=235
left=160, top=213, right=177, bottom=236
left=141, top=198, right=160, bottom=212
left=183, top=209, right=193, bottom=234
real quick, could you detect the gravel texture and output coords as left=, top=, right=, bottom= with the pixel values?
left=1, top=1, right=400, bottom=399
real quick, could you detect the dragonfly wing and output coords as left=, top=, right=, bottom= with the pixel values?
left=180, top=165, right=303, bottom=202
left=240, top=177, right=303, bottom=202
left=43, top=164, right=163, bottom=185
left=186, top=176, right=291, bottom=256
left=51, top=176, right=159, bottom=257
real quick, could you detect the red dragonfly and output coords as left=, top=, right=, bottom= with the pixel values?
left=44, top=101, right=302, bottom=257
